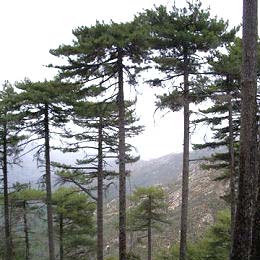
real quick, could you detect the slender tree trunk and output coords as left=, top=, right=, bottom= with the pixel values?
left=231, top=0, right=258, bottom=259
left=179, top=52, right=190, bottom=260
left=97, top=116, right=104, bottom=260
left=117, top=48, right=127, bottom=260
left=228, top=95, right=236, bottom=234
left=251, top=176, right=260, bottom=259
left=44, top=104, right=55, bottom=260
left=59, top=214, right=64, bottom=260
left=23, top=201, right=29, bottom=260
left=3, top=122, right=12, bottom=260
left=148, top=195, right=152, bottom=260
left=251, top=78, right=260, bottom=259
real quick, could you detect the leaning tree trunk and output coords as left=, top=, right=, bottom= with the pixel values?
left=44, top=103, right=55, bottom=260
left=23, top=201, right=30, bottom=260
left=148, top=195, right=152, bottom=260
left=3, top=122, right=12, bottom=260
left=231, top=0, right=258, bottom=259
left=117, top=48, right=127, bottom=260
left=179, top=51, right=190, bottom=260
left=97, top=116, right=104, bottom=260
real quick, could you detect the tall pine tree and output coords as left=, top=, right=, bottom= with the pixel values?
left=138, top=2, right=237, bottom=259
left=50, top=20, right=148, bottom=260
left=231, top=0, right=258, bottom=259
left=16, top=79, right=79, bottom=260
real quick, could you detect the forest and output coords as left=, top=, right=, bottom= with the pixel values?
left=0, top=0, right=258, bottom=259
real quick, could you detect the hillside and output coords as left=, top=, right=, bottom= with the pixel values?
left=127, top=149, right=219, bottom=188
left=103, top=150, right=229, bottom=257
left=4, top=149, right=229, bottom=258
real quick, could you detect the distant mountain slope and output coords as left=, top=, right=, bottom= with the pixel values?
left=104, top=149, right=229, bottom=256
left=127, top=148, right=223, bottom=188
left=7, top=148, right=224, bottom=189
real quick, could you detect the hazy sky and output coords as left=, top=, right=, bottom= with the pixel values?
left=0, top=0, right=250, bottom=160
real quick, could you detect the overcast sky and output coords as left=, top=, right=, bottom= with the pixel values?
left=0, top=0, right=252, bottom=160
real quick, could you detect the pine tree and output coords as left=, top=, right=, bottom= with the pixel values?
left=0, top=82, right=26, bottom=260
left=8, top=183, right=44, bottom=260
left=52, top=187, right=96, bottom=260
left=127, top=186, right=169, bottom=260
left=193, top=38, right=243, bottom=231
left=50, top=20, right=148, bottom=260
left=231, top=0, right=258, bottom=259
left=16, top=79, right=79, bottom=260
left=138, top=2, right=237, bottom=259
left=56, top=99, right=142, bottom=259
left=56, top=100, right=120, bottom=260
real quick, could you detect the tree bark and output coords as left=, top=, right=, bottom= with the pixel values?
left=228, top=95, right=236, bottom=234
left=251, top=178, right=260, bottom=259
left=179, top=52, right=190, bottom=260
left=117, top=48, right=127, bottom=260
left=231, top=0, right=258, bottom=259
left=251, top=86, right=260, bottom=258
left=23, top=201, right=30, bottom=260
left=44, top=103, right=55, bottom=260
left=3, top=122, right=12, bottom=260
left=59, top=213, right=64, bottom=260
left=148, top=195, right=152, bottom=260
left=97, top=116, right=104, bottom=260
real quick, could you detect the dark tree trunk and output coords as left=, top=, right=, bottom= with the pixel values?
left=97, top=116, right=104, bottom=260
left=251, top=98, right=260, bottom=257
left=228, top=95, right=236, bottom=234
left=3, top=122, right=12, bottom=260
left=179, top=52, right=190, bottom=260
left=251, top=180, right=260, bottom=259
left=59, top=213, right=64, bottom=260
left=117, top=48, right=127, bottom=260
left=23, top=201, right=30, bottom=260
left=44, top=103, right=55, bottom=260
left=231, top=0, right=258, bottom=259
left=148, top=195, right=152, bottom=260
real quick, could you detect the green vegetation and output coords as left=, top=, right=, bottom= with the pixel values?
left=0, top=0, right=258, bottom=259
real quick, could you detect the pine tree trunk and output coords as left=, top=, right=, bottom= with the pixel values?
left=251, top=92, right=260, bottom=258
left=3, top=122, right=12, bottom=260
left=179, top=52, right=190, bottom=260
left=231, top=0, right=258, bottom=259
left=97, top=116, right=104, bottom=260
left=44, top=103, right=55, bottom=260
left=251, top=180, right=260, bottom=259
left=117, top=48, right=127, bottom=260
left=228, top=95, right=236, bottom=234
left=148, top=195, right=152, bottom=260
left=59, top=213, right=64, bottom=260
left=23, top=201, right=29, bottom=260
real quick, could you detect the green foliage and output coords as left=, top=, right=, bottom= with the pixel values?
left=52, top=187, right=96, bottom=259
left=10, top=183, right=45, bottom=202
left=155, top=210, right=231, bottom=260
left=200, top=210, right=231, bottom=259
left=128, top=186, right=169, bottom=232
left=0, top=81, right=26, bottom=160
left=0, top=2, right=242, bottom=259
left=138, top=0, right=238, bottom=112
left=192, top=38, right=244, bottom=179
left=50, top=18, right=149, bottom=86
